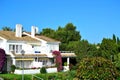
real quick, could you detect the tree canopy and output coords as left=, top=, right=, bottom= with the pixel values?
left=99, top=38, right=118, bottom=61
left=2, top=26, right=13, bottom=31
left=40, top=23, right=81, bottom=50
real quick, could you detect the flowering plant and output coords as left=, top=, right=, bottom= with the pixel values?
left=0, top=48, right=6, bottom=72
left=52, top=50, right=63, bottom=72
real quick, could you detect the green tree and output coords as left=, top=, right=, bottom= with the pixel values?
left=113, top=34, right=117, bottom=43
left=67, top=40, right=98, bottom=63
left=2, top=26, right=13, bottom=31
left=55, top=27, right=67, bottom=43
left=55, top=23, right=81, bottom=50
left=55, top=23, right=81, bottom=43
left=99, top=38, right=118, bottom=62
left=116, top=37, right=120, bottom=53
left=117, top=37, right=120, bottom=45
left=40, top=28, right=55, bottom=38
left=40, top=23, right=81, bottom=51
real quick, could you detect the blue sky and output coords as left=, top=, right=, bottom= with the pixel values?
left=0, top=0, right=120, bottom=44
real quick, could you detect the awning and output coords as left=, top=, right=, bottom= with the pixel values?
left=15, top=58, right=34, bottom=61
left=38, top=58, right=49, bottom=60
left=61, top=53, right=76, bottom=57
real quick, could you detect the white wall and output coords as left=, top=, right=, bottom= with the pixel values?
left=1, top=39, right=59, bottom=55
left=22, top=44, right=34, bottom=54
left=14, top=68, right=57, bottom=74
left=47, top=43, right=59, bottom=53
left=0, top=40, right=8, bottom=54
left=37, top=42, right=59, bottom=54
left=0, top=40, right=4, bottom=48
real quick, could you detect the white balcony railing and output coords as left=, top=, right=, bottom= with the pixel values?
left=19, top=50, right=41, bottom=54
left=60, top=51, right=74, bottom=53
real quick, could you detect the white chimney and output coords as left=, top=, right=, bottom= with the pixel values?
left=31, top=26, right=39, bottom=37
left=16, top=24, right=22, bottom=37
left=35, top=27, right=39, bottom=33
left=31, top=26, right=36, bottom=37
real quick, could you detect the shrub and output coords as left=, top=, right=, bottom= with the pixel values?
left=69, top=64, right=77, bottom=70
left=48, top=75, right=56, bottom=80
left=10, top=65, right=16, bottom=73
left=64, top=62, right=67, bottom=66
left=75, top=57, right=120, bottom=80
left=40, top=67, right=47, bottom=74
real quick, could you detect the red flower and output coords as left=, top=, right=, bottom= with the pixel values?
left=52, top=50, right=63, bottom=71
left=0, top=48, right=6, bottom=71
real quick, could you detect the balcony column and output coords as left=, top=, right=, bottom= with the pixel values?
left=67, top=57, right=70, bottom=70
left=12, top=57, right=16, bottom=65
left=37, top=57, right=39, bottom=62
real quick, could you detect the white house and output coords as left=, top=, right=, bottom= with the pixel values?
left=0, top=24, right=76, bottom=72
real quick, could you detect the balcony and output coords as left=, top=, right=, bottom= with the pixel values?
left=60, top=51, right=74, bottom=53
left=23, top=50, right=41, bottom=54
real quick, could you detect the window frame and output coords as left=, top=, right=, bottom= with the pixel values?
left=9, top=44, right=22, bottom=53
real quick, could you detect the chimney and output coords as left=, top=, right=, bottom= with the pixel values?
left=31, top=26, right=36, bottom=37
left=31, top=26, right=39, bottom=37
left=15, top=24, right=22, bottom=37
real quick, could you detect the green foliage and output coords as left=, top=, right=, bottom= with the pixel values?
left=99, top=38, right=118, bottom=61
left=0, top=74, right=31, bottom=80
left=0, top=70, right=76, bottom=80
left=40, top=67, right=47, bottom=74
left=40, top=23, right=81, bottom=51
left=75, top=57, right=120, bottom=80
left=35, top=70, right=76, bottom=80
left=55, top=23, right=81, bottom=43
left=113, top=34, right=117, bottom=43
left=64, top=62, right=67, bottom=66
left=2, top=26, right=13, bottom=31
left=114, top=53, right=120, bottom=70
left=10, top=65, right=16, bottom=73
left=117, top=37, right=120, bottom=45
left=45, top=70, right=76, bottom=80
left=67, top=40, right=98, bottom=63
left=40, top=28, right=55, bottom=38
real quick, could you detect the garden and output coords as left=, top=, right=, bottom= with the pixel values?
left=1, top=23, right=120, bottom=79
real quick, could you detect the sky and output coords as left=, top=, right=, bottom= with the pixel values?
left=0, top=0, right=120, bottom=44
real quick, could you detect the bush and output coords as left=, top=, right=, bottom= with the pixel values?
left=75, top=57, right=120, bottom=80
left=48, top=75, right=56, bottom=80
left=69, top=64, right=77, bottom=70
left=64, top=62, right=67, bottom=66
left=40, top=67, right=47, bottom=74
left=10, top=65, right=16, bottom=73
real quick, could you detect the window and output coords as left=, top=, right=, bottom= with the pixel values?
left=9, top=44, right=22, bottom=53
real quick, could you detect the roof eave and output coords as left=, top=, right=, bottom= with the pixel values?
left=0, top=36, right=7, bottom=41
left=47, top=41, right=61, bottom=44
